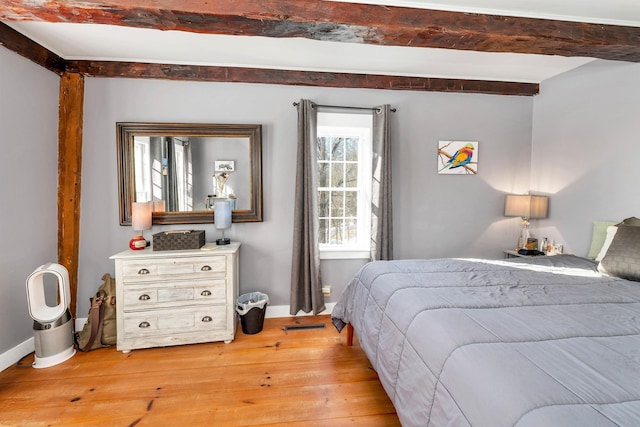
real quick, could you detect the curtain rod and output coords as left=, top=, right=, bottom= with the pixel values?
left=292, top=102, right=397, bottom=113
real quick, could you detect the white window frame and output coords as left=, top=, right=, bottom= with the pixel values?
left=133, top=136, right=151, bottom=202
left=317, top=112, right=372, bottom=260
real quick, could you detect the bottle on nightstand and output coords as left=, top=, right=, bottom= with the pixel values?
left=546, top=239, right=555, bottom=255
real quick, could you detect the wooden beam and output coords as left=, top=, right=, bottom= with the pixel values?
left=0, top=11, right=539, bottom=96
left=1, top=0, right=640, bottom=62
left=0, top=22, right=65, bottom=74
left=66, top=60, right=539, bottom=96
left=58, top=72, right=85, bottom=318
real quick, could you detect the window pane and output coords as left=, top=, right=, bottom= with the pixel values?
left=345, top=191, right=358, bottom=217
left=318, top=162, right=329, bottom=187
left=331, top=163, right=344, bottom=187
left=331, top=137, right=344, bottom=160
left=344, top=218, right=358, bottom=244
left=345, top=163, right=358, bottom=187
left=345, top=137, right=358, bottom=161
left=318, top=219, right=329, bottom=244
left=331, top=191, right=344, bottom=217
left=317, top=137, right=330, bottom=161
left=318, top=190, right=329, bottom=217
left=330, top=219, right=344, bottom=244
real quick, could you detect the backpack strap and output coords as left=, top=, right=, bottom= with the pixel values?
left=80, top=292, right=107, bottom=352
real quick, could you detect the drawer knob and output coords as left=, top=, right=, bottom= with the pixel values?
left=138, top=294, right=151, bottom=301
left=202, top=316, right=213, bottom=323
left=137, top=268, right=150, bottom=275
left=138, top=321, right=151, bottom=329
left=200, top=290, right=212, bottom=297
left=201, top=265, right=212, bottom=271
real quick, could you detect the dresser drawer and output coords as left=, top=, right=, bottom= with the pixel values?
left=121, top=256, right=226, bottom=282
left=123, top=279, right=226, bottom=310
left=122, top=306, right=227, bottom=337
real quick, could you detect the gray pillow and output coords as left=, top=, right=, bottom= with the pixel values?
left=618, top=217, right=640, bottom=227
left=599, top=224, right=640, bottom=281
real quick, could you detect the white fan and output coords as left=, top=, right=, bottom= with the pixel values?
left=26, top=263, right=76, bottom=368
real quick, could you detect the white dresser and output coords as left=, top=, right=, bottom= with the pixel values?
left=110, top=242, right=240, bottom=352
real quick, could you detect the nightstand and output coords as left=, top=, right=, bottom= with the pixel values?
left=504, top=250, right=540, bottom=259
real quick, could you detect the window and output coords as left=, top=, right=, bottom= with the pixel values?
left=317, top=112, right=372, bottom=259
left=173, top=139, right=193, bottom=211
left=133, top=136, right=151, bottom=202
left=133, top=136, right=193, bottom=210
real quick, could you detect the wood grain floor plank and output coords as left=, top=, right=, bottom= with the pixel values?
left=0, top=315, right=400, bottom=426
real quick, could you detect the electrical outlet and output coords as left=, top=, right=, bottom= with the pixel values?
left=322, top=285, right=331, bottom=296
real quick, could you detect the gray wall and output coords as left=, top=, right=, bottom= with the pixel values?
left=3, top=43, right=639, bottom=357
left=392, top=91, right=533, bottom=260
left=191, top=137, right=251, bottom=210
left=79, top=78, right=533, bottom=316
left=531, top=60, right=640, bottom=256
left=0, top=45, right=539, bottom=355
left=0, top=48, right=59, bottom=353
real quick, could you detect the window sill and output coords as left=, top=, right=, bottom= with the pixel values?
left=320, top=249, right=370, bottom=260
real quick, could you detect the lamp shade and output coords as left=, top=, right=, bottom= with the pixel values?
left=504, top=194, right=549, bottom=219
left=131, top=202, right=152, bottom=231
left=152, top=200, right=165, bottom=212
left=214, top=199, right=232, bottom=230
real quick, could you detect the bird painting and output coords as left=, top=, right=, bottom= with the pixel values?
left=438, top=141, right=478, bottom=174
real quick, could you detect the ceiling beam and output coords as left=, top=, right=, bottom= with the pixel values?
left=2, top=0, right=640, bottom=62
left=0, top=22, right=64, bottom=74
left=65, top=60, right=539, bottom=96
left=0, top=21, right=538, bottom=96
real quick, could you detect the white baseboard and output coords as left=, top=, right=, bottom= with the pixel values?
left=75, top=318, right=86, bottom=331
left=264, top=303, right=335, bottom=319
left=0, top=337, right=34, bottom=372
left=1, top=304, right=335, bottom=372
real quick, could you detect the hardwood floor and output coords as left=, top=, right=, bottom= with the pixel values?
left=0, top=315, right=400, bottom=426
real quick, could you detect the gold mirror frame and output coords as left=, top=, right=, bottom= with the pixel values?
left=117, top=122, right=263, bottom=225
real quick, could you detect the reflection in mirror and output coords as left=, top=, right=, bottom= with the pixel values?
left=117, top=123, right=262, bottom=225
left=132, top=136, right=250, bottom=211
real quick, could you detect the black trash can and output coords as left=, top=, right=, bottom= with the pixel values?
left=236, top=292, right=269, bottom=334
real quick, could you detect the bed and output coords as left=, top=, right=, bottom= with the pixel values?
left=332, top=227, right=640, bottom=426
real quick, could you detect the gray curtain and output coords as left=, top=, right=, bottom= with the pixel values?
left=165, top=137, right=179, bottom=211
left=370, top=105, right=394, bottom=261
left=290, top=99, right=325, bottom=315
left=180, top=139, right=193, bottom=211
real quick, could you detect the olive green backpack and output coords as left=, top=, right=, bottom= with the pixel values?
left=75, top=273, right=117, bottom=351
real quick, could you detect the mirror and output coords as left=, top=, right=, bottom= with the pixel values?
left=117, top=122, right=263, bottom=225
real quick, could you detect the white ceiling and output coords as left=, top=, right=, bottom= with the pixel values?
left=5, top=0, right=640, bottom=84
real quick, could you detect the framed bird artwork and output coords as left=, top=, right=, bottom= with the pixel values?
left=437, top=140, right=478, bottom=174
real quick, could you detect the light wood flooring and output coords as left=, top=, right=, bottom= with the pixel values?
left=0, top=315, right=399, bottom=426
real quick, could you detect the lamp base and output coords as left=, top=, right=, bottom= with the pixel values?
left=216, top=237, right=230, bottom=245
left=517, top=219, right=530, bottom=250
left=129, top=235, right=148, bottom=250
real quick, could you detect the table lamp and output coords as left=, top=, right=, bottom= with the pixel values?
left=504, top=194, right=549, bottom=249
left=130, top=202, right=152, bottom=250
left=214, top=198, right=232, bottom=245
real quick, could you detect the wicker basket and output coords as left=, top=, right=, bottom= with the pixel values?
left=152, top=230, right=205, bottom=251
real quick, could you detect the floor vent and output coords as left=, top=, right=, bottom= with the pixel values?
left=284, top=324, right=326, bottom=331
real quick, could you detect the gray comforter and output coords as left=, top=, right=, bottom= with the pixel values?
left=331, top=256, right=640, bottom=426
